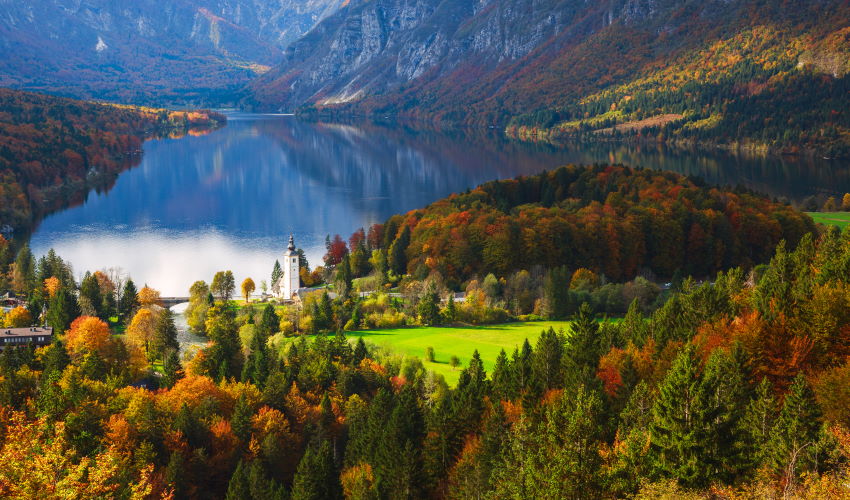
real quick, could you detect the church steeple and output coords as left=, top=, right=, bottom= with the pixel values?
left=285, top=234, right=298, bottom=256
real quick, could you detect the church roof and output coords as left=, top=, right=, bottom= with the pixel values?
left=284, top=234, right=298, bottom=257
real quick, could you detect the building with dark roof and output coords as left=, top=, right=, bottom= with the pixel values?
left=0, top=326, right=53, bottom=349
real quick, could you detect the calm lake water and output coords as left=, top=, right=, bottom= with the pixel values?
left=29, top=113, right=850, bottom=295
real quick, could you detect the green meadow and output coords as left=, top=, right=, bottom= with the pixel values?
left=350, top=321, right=574, bottom=384
left=807, top=212, right=850, bottom=229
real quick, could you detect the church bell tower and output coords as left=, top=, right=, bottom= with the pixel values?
left=282, top=234, right=300, bottom=300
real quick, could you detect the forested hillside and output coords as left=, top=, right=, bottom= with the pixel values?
left=1, top=212, right=850, bottom=498
left=249, top=0, right=850, bottom=156
left=0, top=89, right=225, bottom=234
left=372, top=165, right=815, bottom=285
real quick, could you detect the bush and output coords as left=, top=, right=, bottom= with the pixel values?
left=425, top=346, right=435, bottom=363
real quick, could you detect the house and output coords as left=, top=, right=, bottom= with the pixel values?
left=0, top=326, right=53, bottom=349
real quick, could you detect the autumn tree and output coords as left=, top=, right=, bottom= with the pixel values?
left=241, top=278, right=255, bottom=304
left=3, top=306, right=31, bottom=328
left=127, top=308, right=158, bottom=361
left=64, top=316, right=111, bottom=358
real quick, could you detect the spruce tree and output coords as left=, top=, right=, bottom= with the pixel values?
left=271, top=260, right=282, bottom=288
left=417, top=285, right=441, bottom=326
left=291, top=440, right=342, bottom=500
left=225, top=460, right=251, bottom=500
left=649, top=345, right=710, bottom=488
left=162, top=349, right=184, bottom=389
left=153, top=308, right=179, bottom=361
left=232, top=393, right=253, bottom=444
left=768, top=373, right=822, bottom=479
left=739, top=377, right=778, bottom=471
left=118, top=279, right=139, bottom=324
left=388, top=225, right=411, bottom=276
left=353, top=337, right=368, bottom=365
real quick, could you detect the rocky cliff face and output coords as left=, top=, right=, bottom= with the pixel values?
left=0, top=0, right=344, bottom=104
left=246, top=0, right=846, bottom=121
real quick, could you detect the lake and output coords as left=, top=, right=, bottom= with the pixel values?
left=29, top=113, right=850, bottom=295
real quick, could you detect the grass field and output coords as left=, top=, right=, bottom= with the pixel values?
left=807, top=212, right=850, bottom=229
left=350, top=321, right=574, bottom=384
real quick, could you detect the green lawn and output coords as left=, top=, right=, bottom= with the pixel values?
left=807, top=212, right=850, bottom=229
left=350, top=321, right=573, bottom=384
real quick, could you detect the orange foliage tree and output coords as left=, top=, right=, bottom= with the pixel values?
left=64, top=316, right=111, bottom=357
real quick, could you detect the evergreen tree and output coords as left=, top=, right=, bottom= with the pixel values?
left=353, top=337, right=368, bottom=365
left=563, top=303, right=602, bottom=390
left=768, top=373, right=823, bottom=480
left=42, top=336, right=70, bottom=376
left=271, top=260, right=282, bottom=288
left=152, top=308, right=179, bottom=361
left=225, top=460, right=251, bottom=500
left=165, top=451, right=186, bottom=498
left=46, top=286, right=80, bottom=333
left=532, top=327, right=564, bottom=391
left=162, top=349, right=184, bottom=389
left=649, top=345, right=711, bottom=488
left=543, top=266, right=571, bottom=319
left=388, top=225, right=411, bottom=276
left=118, top=279, right=139, bottom=324
left=79, top=272, right=103, bottom=319
left=442, top=294, right=457, bottom=324
left=242, top=330, right=269, bottom=387
left=291, top=440, right=342, bottom=500
left=739, top=377, right=778, bottom=471
left=417, top=285, right=441, bottom=326
left=258, top=304, right=278, bottom=337
left=232, top=393, right=253, bottom=444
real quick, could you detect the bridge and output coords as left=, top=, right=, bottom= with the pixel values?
left=160, top=297, right=191, bottom=307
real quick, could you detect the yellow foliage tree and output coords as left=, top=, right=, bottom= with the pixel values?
left=570, top=268, right=600, bottom=290
left=44, top=276, right=60, bottom=298
left=843, top=193, right=850, bottom=211
left=65, top=315, right=111, bottom=357
left=137, top=286, right=162, bottom=307
left=0, top=410, right=163, bottom=499
left=241, top=277, right=255, bottom=303
left=3, top=306, right=31, bottom=328
left=126, top=308, right=157, bottom=358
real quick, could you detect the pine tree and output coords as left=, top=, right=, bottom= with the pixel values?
left=226, top=460, right=251, bottom=500
left=291, top=440, right=341, bottom=500
left=353, top=337, right=368, bottom=365
left=532, top=327, right=564, bottom=391
left=768, top=373, right=822, bottom=481
left=417, top=285, right=441, bottom=326
left=564, top=303, right=601, bottom=390
left=271, top=260, right=282, bottom=288
left=442, top=294, right=457, bottom=324
left=649, top=345, right=710, bottom=488
left=232, top=393, right=253, bottom=444
left=491, top=349, right=513, bottom=401
left=46, top=287, right=80, bottom=333
left=152, top=308, right=179, bottom=361
left=162, top=349, right=184, bottom=389
left=388, top=225, right=411, bottom=276
left=243, top=330, right=270, bottom=387
left=740, top=377, right=778, bottom=471
left=165, top=451, right=186, bottom=498
left=118, top=279, right=139, bottom=324
left=258, top=304, right=278, bottom=337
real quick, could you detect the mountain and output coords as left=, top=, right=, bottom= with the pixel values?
left=0, top=0, right=344, bottom=105
left=247, top=0, right=850, bottom=155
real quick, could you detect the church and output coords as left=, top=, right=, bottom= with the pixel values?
left=272, top=235, right=302, bottom=301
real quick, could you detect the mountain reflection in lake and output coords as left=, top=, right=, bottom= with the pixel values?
left=29, top=114, right=850, bottom=295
